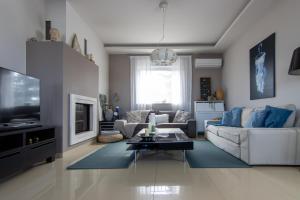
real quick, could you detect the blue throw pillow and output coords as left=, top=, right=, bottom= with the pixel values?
left=231, top=107, right=243, bottom=127
left=244, top=109, right=269, bottom=128
left=221, top=107, right=243, bottom=127
left=264, top=106, right=293, bottom=128
left=221, top=111, right=232, bottom=126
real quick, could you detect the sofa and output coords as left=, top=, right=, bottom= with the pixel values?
left=205, top=104, right=300, bottom=165
left=115, top=110, right=196, bottom=138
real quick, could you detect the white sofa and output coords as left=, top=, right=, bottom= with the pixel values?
left=205, top=104, right=300, bottom=165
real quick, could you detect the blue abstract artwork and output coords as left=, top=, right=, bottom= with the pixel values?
left=250, top=33, right=275, bottom=100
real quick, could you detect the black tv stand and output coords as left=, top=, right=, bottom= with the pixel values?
left=0, top=126, right=56, bottom=182
left=0, top=122, right=42, bottom=132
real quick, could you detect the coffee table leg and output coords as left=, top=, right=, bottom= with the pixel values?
left=183, top=150, right=186, bottom=162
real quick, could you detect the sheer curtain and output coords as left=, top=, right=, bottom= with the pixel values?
left=130, top=55, right=192, bottom=111
left=171, top=56, right=192, bottom=111
left=130, top=56, right=152, bottom=110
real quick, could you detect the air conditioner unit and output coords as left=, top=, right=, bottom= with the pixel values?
left=194, top=58, right=223, bottom=69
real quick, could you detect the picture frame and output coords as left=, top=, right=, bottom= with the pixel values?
left=249, top=33, right=276, bottom=100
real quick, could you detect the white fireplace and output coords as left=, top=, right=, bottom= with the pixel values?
left=69, top=94, right=97, bottom=145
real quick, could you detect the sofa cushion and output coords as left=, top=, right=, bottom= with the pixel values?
left=278, top=104, right=297, bottom=128
left=221, top=107, right=243, bottom=127
left=155, top=114, right=169, bottom=125
left=145, top=111, right=157, bottom=123
left=127, top=111, right=141, bottom=123
left=158, top=111, right=176, bottom=122
left=264, top=106, right=293, bottom=128
left=173, top=110, right=191, bottom=123
left=241, top=104, right=296, bottom=128
left=241, top=108, right=254, bottom=127
left=140, top=110, right=151, bottom=123
left=217, top=127, right=244, bottom=144
left=244, top=109, right=269, bottom=128
left=221, top=111, right=232, bottom=126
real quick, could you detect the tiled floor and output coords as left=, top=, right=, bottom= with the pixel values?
left=0, top=143, right=300, bottom=200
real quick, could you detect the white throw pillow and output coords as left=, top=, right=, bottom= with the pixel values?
left=241, top=108, right=254, bottom=128
left=155, top=114, right=169, bottom=125
left=127, top=111, right=141, bottom=123
left=173, top=110, right=191, bottom=123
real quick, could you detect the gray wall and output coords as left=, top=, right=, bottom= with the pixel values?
left=27, top=42, right=64, bottom=153
left=63, top=44, right=99, bottom=152
left=109, top=54, right=223, bottom=115
left=222, top=0, right=300, bottom=116
left=192, top=54, right=223, bottom=112
left=27, top=42, right=99, bottom=153
left=109, top=55, right=131, bottom=117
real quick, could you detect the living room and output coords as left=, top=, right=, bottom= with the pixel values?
left=0, top=0, right=300, bottom=200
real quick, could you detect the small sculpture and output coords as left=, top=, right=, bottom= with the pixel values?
left=72, top=34, right=82, bottom=53
left=88, top=54, right=95, bottom=63
left=49, top=28, right=60, bottom=41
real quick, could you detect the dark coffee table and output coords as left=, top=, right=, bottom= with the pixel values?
left=127, top=128, right=193, bottom=163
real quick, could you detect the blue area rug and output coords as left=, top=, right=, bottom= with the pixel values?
left=67, top=142, right=134, bottom=169
left=186, top=141, right=250, bottom=168
left=67, top=140, right=249, bottom=169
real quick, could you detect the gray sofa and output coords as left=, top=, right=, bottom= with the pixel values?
left=115, top=111, right=196, bottom=138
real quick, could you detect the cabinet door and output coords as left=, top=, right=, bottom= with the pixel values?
left=0, top=151, right=23, bottom=180
left=215, top=103, right=225, bottom=111
left=195, top=103, right=215, bottom=112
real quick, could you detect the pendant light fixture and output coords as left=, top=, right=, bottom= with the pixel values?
left=150, top=1, right=177, bottom=66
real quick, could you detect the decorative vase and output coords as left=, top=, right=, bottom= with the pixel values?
left=45, top=20, right=51, bottom=40
left=105, top=109, right=114, bottom=121
left=216, top=88, right=224, bottom=100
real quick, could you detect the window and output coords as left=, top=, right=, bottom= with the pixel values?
left=130, top=56, right=192, bottom=111
left=136, top=66, right=180, bottom=105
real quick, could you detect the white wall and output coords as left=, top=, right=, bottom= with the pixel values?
left=45, top=0, right=66, bottom=42
left=223, top=0, right=300, bottom=113
left=0, top=0, right=45, bottom=73
left=0, top=0, right=109, bottom=97
left=66, top=2, right=109, bottom=97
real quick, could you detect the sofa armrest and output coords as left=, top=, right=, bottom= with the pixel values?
left=187, top=119, right=196, bottom=138
left=240, top=128, right=298, bottom=165
left=296, top=128, right=300, bottom=165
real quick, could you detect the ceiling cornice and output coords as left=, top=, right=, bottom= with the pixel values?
left=104, top=43, right=215, bottom=48
left=105, top=0, right=276, bottom=54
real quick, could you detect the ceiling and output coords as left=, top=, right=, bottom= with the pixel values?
left=68, top=0, right=276, bottom=54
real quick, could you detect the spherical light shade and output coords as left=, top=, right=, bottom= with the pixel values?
left=151, top=48, right=177, bottom=66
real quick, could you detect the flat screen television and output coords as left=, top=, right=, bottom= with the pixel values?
left=0, top=67, right=41, bottom=132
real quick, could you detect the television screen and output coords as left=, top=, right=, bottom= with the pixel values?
left=0, top=67, right=40, bottom=125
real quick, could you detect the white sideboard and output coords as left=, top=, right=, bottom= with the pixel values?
left=194, top=101, right=224, bottom=134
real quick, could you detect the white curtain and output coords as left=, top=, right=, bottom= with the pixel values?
left=130, top=55, right=192, bottom=111
left=130, top=56, right=153, bottom=110
left=172, top=56, right=192, bottom=112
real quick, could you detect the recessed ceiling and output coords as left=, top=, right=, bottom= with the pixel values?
left=68, top=0, right=276, bottom=54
